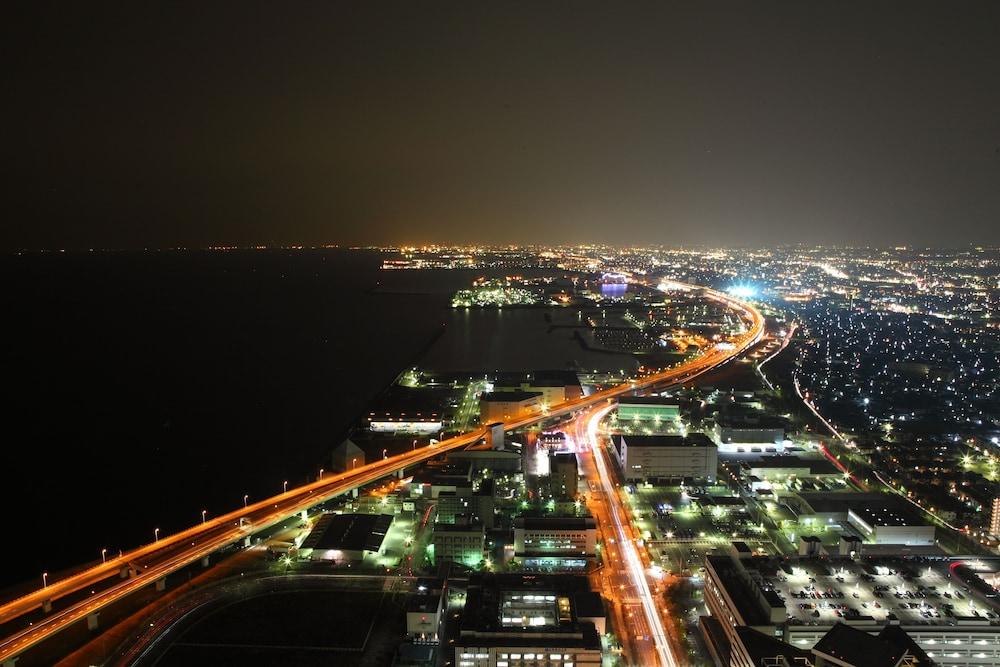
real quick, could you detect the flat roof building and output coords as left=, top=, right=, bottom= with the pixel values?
left=299, top=513, right=392, bottom=563
left=702, top=554, right=1000, bottom=667
left=453, top=573, right=603, bottom=667
left=617, top=396, right=681, bottom=423
left=480, top=391, right=543, bottom=424
left=613, top=433, right=718, bottom=482
left=513, top=515, right=597, bottom=570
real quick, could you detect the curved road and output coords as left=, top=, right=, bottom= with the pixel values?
left=0, top=280, right=764, bottom=664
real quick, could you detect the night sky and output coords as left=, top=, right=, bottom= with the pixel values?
left=4, top=2, right=1000, bottom=250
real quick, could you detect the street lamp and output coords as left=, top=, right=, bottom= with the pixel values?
left=352, top=457, right=358, bottom=469
left=319, top=468, right=324, bottom=480
left=101, top=548, right=107, bottom=563
left=154, top=528, right=160, bottom=543
left=283, top=480, right=288, bottom=493
left=243, top=494, right=249, bottom=508
left=42, top=572, right=48, bottom=588
left=383, top=448, right=388, bottom=460
left=201, top=509, right=207, bottom=524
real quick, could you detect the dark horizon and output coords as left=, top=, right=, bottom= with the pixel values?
left=4, top=2, right=1000, bottom=250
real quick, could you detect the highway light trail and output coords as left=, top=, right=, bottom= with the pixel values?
left=0, top=282, right=763, bottom=664
left=586, top=403, right=677, bottom=667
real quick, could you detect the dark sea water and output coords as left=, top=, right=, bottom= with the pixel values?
left=1, top=249, right=446, bottom=588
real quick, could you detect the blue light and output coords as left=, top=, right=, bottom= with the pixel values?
left=727, top=285, right=757, bottom=298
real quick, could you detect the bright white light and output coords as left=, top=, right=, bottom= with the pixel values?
left=726, top=285, right=757, bottom=298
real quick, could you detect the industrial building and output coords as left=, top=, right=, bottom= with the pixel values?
left=847, top=506, right=936, bottom=546
left=491, top=370, right=583, bottom=406
left=298, top=513, right=392, bottom=563
left=617, top=396, right=681, bottom=423
left=513, top=516, right=597, bottom=569
left=613, top=433, right=718, bottom=482
left=452, top=573, right=604, bottom=667
left=479, top=391, right=544, bottom=424
left=713, top=413, right=786, bottom=451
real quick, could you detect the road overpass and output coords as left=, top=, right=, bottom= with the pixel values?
left=0, top=281, right=763, bottom=665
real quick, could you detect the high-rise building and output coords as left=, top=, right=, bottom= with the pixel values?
left=991, top=496, right=1000, bottom=537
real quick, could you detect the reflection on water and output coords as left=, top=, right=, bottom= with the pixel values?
left=420, top=308, right=637, bottom=373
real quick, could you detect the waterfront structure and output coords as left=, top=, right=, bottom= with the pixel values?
left=612, top=433, right=718, bottom=482
left=702, top=553, right=1000, bottom=667
left=513, top=516, right=597, bottom=569
left=453, top=574, right=603, bottom=667
left=480, top=391, right=544, bottom=424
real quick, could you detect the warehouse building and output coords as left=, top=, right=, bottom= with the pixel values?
left=299, top=513, right=392, bottom=563
left=480, top=391, right=544, bottom=424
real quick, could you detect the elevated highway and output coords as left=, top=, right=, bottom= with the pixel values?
left=0, top=281, right=763, bottom=665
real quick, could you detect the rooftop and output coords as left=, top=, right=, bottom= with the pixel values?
left=812, top=622, right=904, bottom=667
left=301, top=513, right=392, bottom=553
left=618, top=432, right=716, bottom=449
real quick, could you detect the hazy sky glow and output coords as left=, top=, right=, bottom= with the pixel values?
left=4, top=1, right=1000, bottom=249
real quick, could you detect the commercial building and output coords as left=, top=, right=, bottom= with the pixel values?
left=617, top=396, right=681, bottom=423
left=452, top=573, right=603, bottom=667
left=513, top=516, right=597, bottom=569
left=549, top=452, right=578, bottom=499
left=702, top=553, right=1000, bottom=667
left=480, top=391, right=543, bottom=424
left=299, top=513, right=392, bottom=563
left=991, top=497, right=1000, bottom=538
left=613, top=433, right=718, bottom=482
left=433, top=517, right=486, bottom=567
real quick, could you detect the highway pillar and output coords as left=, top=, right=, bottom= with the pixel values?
left=119, top=565, right=132, bottom=579
left=351, top=488, right=359, bottom=498
left=243, top=536, right=251, bottom=548
left=201, top=555, right=210, bottom=568
left=397, top=468, right=404, bottom=479
left=41, top=599, right=52, bottom=614
left=3, top=657, right=19, bottom=667
left=155, top=578, right=166, bottom=592
left=87, top=612, right=100, bottom=631
left=300, top=510, right=308, bottom=521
